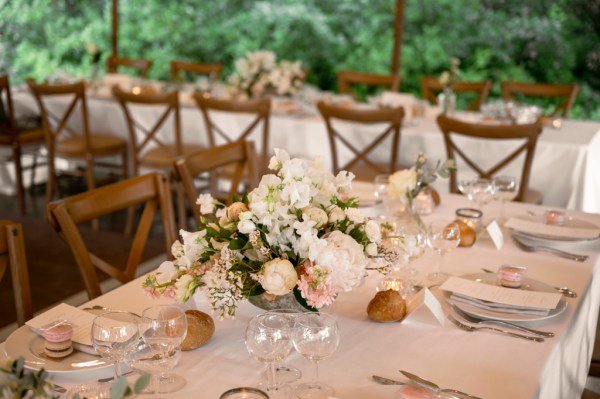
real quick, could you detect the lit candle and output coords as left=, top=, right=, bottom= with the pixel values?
left=544, top=209, right=565, bottom=226
left=551, top=118, right=562, bottom=129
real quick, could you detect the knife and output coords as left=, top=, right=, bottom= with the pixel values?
left=372, top=375, right=406, bottom=386
left=400, top=370, right=483, bottom=399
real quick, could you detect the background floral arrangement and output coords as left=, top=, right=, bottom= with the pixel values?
left=438, top=57, right=461, bottom=88
left=225, top=50, right=305, bottom=99
left=144, top=149, right=396, bottom=318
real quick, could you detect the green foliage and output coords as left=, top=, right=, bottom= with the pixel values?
left=1, top=0, right=599, bottom=119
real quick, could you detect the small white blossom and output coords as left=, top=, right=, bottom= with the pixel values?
left=196, top=193, right=215, bottom=215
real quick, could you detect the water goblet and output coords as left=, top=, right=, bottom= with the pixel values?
left=292, top=312, right=340, bottom=399
left=245, top=313, right=295, bottom=399
left=140, top=305, right=188, bottom=394
left=263, top=309, right=305, bottom=385
left=426, top=220, right=461, bottom=283
left=458, top=178, right=495, bottom=217
left=91, top=311, right=140, bottom=382
left=492, top=175, right=519, bottom=225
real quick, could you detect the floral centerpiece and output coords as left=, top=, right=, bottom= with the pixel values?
left=438, top=57, right=461, bottom=114
left=143, top=149, right=396, bottom=318
left=225, top=50, right=305, bottom=99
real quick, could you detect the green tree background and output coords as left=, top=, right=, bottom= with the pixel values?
left=2, top=0, right=599, bottom=119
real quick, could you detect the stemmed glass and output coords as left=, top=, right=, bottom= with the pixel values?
left=140, top=305, right=188, bottom=395
left=427, top=221, right=461, bottom=283
left=245, top=313, right=295, bottom=399
left=292, top=312, right=340, bottom=399
left=91, top=311, right=140, bottom=382
left=373, top=174, right=390, bottom=208
left=492, top=175, right=519, bottom=225
left=458, top=178, right=496, bottom=213
left=264, top=309, right=305, bottom=386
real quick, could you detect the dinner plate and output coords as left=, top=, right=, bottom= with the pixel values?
left=447, top=273, right=567, bottom=322
left=4, top=324, right=111, bottom=374
left=508, top=215, right=600, bottom=242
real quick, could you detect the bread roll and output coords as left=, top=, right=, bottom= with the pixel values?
left=181, top=310, right=215, bottom=351
left=455, top=220, right=476, bottom=247
left=367, top=290, right=406, bottom=322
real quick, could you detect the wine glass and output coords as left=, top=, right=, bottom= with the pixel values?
left=140, top=305, right=188, bottom=394
left=245, top=313, right=295, bottom=399
left=292, top=312, right=340, bottom=399
left=91, top=311, right=140, bottom=382
left=458, top=178, right=496, bottom=222
left=426, top=221, right=461, bottom=283
left=263, top=309, right=305, bottom=385
left=492, top=175, right=519, bottom=225
left=125, top=339, right=182, bottom=395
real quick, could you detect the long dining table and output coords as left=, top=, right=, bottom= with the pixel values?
left=2, top=189, right=599, bottom=399
left=6, top=85, right=600, bottom=214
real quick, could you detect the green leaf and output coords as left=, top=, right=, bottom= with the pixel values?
left=109, top=376, right=129, bottom=399
left=133, top=374, right=151, bottom=394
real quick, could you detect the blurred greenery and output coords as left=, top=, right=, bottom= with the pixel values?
left=1, top=0, right=599, bottom=119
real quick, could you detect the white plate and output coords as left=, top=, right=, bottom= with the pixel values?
left=4, top=325, right=111, bottom=374
left=447, top=273, right=568, bottom=322
left=509, top=215, right=600, bottom=242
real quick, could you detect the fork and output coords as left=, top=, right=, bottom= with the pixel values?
left=511, top=236, right=588, bottom=262
left=447, top=314, right=545, bottom=342
left=451, top=305, right=554, bottom=337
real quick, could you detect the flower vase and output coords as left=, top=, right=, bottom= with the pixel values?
left=248, top=291, right=311, bottom=312
left=438, top=86, right=456, bottom=115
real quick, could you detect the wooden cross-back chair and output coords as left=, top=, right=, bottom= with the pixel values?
left=0, top=75, right=46, bottom=215
left=112, top=85, right=204, bottom=228
left=420, top=76, right=492, bottom=111
left=47, top=173, right=177, bottom=299
left=0, top=220, right=33, bottom=326
left=106, top=56, right=153, bottom=78
left=317, top=100, right=404, bottom=182
left=500, top=81, right=579, bottom=118
left=169, top=61, right=224, bottom=82
left=174, top=141, right=259, bottom=225
left=337, top=71, right=401, bottom=99
left=193, top=94, right=271, bottom=174
left=436, top=114, right=543, bottom=203
left=27, top=80, right=129, bottom=214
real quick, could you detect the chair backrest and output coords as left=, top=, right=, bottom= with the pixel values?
left=317, top=100, right=404, bottom=181
left=193, top=94, right=271, bottom=172
left=436, top=114, right=543, bottom=202
left=27, top=80, right=92, bottom=155
left=337, top=71, right=401, bottom=99
left=0, top=75, right=17, bottom=141
left=421, top=76, right=492, bottom=111
left=170, top=61, right=224, bottom=82
left=500, top=81, right=579, bottom=117
left=174, top=141, right=259, bottom=223
left=47, top=172, right=177, bottom=299
left=0, top=220, right=33, bottom=326
left=112, top=85, right=181, bottom=175
left=106, top=56, right=153, bottom=78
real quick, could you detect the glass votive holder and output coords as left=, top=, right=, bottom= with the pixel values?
left=415, top=189, right=435, bottom=215
left=220, top=387, right=269, bottom=399
left=455, top=208, right=483, bottom=233
left=544, top=209, right=565, bottom=226
left=497, top=264, right=527, bottom=289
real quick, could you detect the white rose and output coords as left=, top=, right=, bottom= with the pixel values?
left=365, top=220, right=382, bottom=243
left=315, top=231, right=368, bottom=292
left=196, top=193, right=215, bottom=215
left=238, top=219, right=257, bottom=234
left=366, top=242, right=378, bottom=256
left=345, top=207, right=364, bottom=224
left=258, top=258, right=298, bottom=296
left=155, top=261, right=178, bottom=285
left=389, top=168, right=417, bottom=199
left=302, top=206, right=328, bottom=228
left=328, top=206, right=346, bottom=224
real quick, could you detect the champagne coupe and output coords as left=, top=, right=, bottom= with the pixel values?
left=245, top=313, right=294, bottom=399
left=292, top=312, right=340, bottom=399
left=91, top=311, right=140, bottom=382
left=492, top=175, right=519, bottom=225
left=141, top=305, right=188, bottom=394
left=427, top=220, right=461, bottom=283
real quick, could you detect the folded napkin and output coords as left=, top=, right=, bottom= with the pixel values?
left=450, top=293, right=550, bottom=316
left=26, top=303, right=96, bottom=350
left=505, top=217, right=600, bottom=240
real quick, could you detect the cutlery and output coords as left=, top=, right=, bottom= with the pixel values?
left=372, top=375, right=406, bottom=386
left=98, top=370, right=135, bottom=383
left=399, top=370, right=483, bottom=399
left=481, top=268, right=577, bottom=298
left=511, top=235, right=588, bottom=262
left=83, top=305, right=141, bottom=318
left=52, top=383, right=67, bottom=394
left=448, top=314, right=544, bottom=342
left=451, top=304, right=554, bottom=337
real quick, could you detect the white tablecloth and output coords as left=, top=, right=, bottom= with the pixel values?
left=2, top=193, right=599, bottom=399
left=5, top=89, right=600, bottom=215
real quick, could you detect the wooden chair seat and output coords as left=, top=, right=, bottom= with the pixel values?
left=56, top=133, right=128, bottom=157
left=0, top=128, right=44, bottom=145
left=140, top=144, right=205, bottom=169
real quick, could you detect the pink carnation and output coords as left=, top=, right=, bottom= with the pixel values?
left=297, top=265, right=337, bottom=308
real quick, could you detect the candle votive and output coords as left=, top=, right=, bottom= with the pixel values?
left=544, top=209, right=565, bottom=226
left=415, top=190, right=434, bottom=215
left=455, top=208, right=483, bottom=233
left=220, top=387, right=269, bottom=399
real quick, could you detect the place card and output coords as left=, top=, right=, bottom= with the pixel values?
left=440, top=277, right=562, bottom=310
left=505, top=217, right=600, bottom=239
left=404, top=288, right=445, bottom=326
left=486, top=220, right=504, bottom=249
left=26, top=303, right=96, bottom=346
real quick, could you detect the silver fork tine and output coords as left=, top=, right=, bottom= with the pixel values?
left=451, top=305, right=554, bottom=337
left=447, top=314, right=545, bottom=342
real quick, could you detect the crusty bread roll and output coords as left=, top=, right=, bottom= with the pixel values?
left=455, top=220, right=477, bottom=247
left=181, top=310, right=215, bottom=351
left=367, top=290, right=406, bottom=322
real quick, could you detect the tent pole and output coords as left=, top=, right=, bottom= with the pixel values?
left=111, top=0, right=118, bottom=57
left=391, top=0, right=405, bottom=79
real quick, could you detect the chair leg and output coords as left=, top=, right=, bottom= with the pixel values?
left=46, top=157, right=56, bottom=205
left=175, top=181, right=187, bottom=231
left=85, top=157, right=99, bottom=231
left=121, top=151, right=134, bottom=236
left=13, top=145, right=26, bottom=216
left=30, top=151, right=39, bottom=192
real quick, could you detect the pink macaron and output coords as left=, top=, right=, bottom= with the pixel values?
left=42, top=323, right=73, bottom=342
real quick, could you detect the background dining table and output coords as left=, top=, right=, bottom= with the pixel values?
left=1, top=189, right=599, bottom=399
left=5, top=85, right=600, bottom=214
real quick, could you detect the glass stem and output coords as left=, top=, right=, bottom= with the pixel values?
left=314, top=360, right=320, bottom=381
left=266, top=363, right=277, bottom=391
